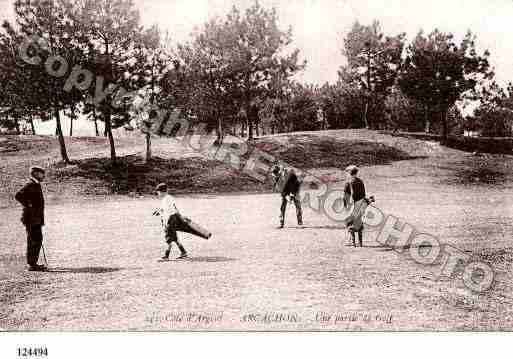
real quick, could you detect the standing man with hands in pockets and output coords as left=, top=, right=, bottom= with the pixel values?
left=15, top=166, right=48, bottom=272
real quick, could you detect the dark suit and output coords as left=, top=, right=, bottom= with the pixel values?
left=15, top=179, right=45, bottom=267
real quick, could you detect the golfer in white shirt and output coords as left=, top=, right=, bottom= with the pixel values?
left=154, top=183, right=188, bottom=259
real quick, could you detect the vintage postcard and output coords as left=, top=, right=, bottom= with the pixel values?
left=1, top=0, right=512, bottom=341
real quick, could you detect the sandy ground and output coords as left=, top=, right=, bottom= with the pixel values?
left=1, top=149, right=513, bottom=331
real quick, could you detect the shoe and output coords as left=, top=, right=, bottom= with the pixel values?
left=28, top=265, right=47, bottom=272
left=162, top=250, right=171, bottom=260
left=177, top=253, right=188, bottom=259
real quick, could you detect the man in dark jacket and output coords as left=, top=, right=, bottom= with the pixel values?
left=272, top=165, right=303, bottom=228
left=15, top=166, right=47, bottom=271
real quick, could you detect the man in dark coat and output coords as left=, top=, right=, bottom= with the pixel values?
left=272, top=165, right=303, bottom=228
left=15, top=166, right=47, bottom=271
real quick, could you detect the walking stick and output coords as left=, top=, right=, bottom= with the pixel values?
left=41, top=242, right=49, bottom=267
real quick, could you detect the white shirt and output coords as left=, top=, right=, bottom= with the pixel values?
left=159, top=194, right=178, bottom=224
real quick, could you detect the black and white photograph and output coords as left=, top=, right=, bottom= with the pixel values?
left=1, top=0, right=512, bottom=344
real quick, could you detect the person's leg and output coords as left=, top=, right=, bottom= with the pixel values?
left=279, top=195, right=287, bottom=227
left=164, top=223, right=178, bottom=259
left=174, top=240, right=188, bottom=257
left=163, top=242, right=172, bottom=259
left=358, top=229, right=363, bottom=247
left=163, top=245, right=172, bottom=259
left=293, top=195, right=303, bottom=225
left=26, top=226, right=35, bottom=267
left=351, top=231, right=356, bottom=247
left=26, top=225, right=43, bottom=268
left=33, top=226, right=43, bottom=265
left=167, top=215, right=187, bottom=258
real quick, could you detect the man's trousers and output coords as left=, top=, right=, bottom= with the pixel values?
left=165, top=214, right=187, bottom=255
left=280, top=194, right=303, bottom=225
left=26, top=225, right=43, bottom=267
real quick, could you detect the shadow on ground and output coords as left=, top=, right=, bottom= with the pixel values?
left=181, top=256, right=236, bottom=263
left=297, top=225, right=347, bottom=230
left=47, top=267, right=131, bottom=274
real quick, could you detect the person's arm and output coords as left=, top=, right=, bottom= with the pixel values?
left=343, top=182, right=351, bottom=208
left=15, top=183, right=31, bottom=208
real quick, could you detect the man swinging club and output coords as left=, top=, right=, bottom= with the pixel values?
left=272, top=164, right=303, bottom=228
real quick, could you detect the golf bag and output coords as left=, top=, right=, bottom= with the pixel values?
left=174, top=214, right=212, bottom=240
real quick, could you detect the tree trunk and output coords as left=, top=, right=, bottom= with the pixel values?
left=104, top=109, right=117, bottom=162
left=13, top=114, right=21, bottom=135
left=69, top=113, right=73, bottom=137
left=93, top=107, right=100, bottom=136
left=255, top=118, right=260, bottom=137
left=424, top=106, right=430, bottom=134
left=215, top=116, right=224, bottom=145
left=241, top=121, right=246, bottom=138
left=69, top=105, right=76, bottom=137
left=248, top=118, right=253, bottom=140
left=29, top=114, right=36, bottom=135
left=363, top=101, right=369, bottom=129
left=94, top=118, right=99, bottom=136
left=55, top=108, right=71, bottom=164
left=441, top=108, right=448, bottom=143
left=145, top=132, right=151, bottom=163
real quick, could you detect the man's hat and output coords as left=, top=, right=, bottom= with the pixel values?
left=345, top=165, right=359, bottom=174
left=156, top=183, right=168, bottom=192
left=30, top=166, right=45, bottom=174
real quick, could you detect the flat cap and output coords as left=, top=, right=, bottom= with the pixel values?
left=345, top=165, right=359, bottom=174
left=156, top=183, right=168, bottom=192
left=29, top=166, right=45, bottom=174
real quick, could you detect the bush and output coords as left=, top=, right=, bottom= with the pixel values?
left=444, top=136, right=513, bottom=154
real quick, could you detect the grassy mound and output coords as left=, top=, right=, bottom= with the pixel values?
left=1, top=130, right=421, bottom=204
left=49, top=134, right=415, bottom=197
left=53, top=155, right=269, bottom=196
left=248, top=134, right=414, bottom=170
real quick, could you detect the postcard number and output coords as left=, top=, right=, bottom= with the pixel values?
left=17, top=348, right=48, bottom=357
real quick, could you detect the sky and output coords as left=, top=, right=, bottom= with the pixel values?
left=132, top=0, right=513, bottom=86
left=2, top=0, right=513, bottom=85
left=1, top=0, right=513, bottom=134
